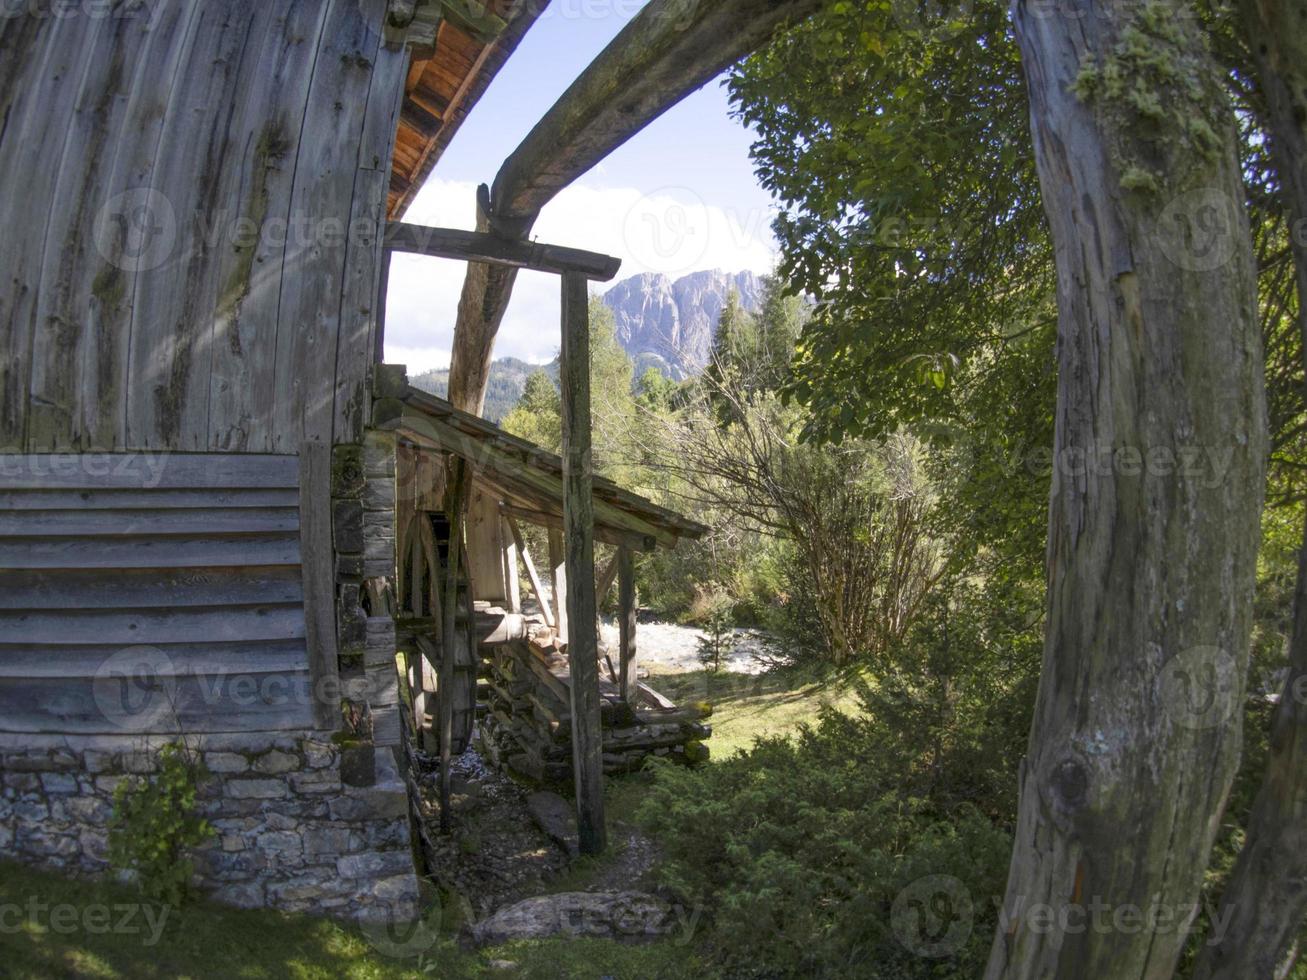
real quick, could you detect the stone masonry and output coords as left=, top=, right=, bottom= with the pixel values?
left=0, top=732, right=421, bottom=923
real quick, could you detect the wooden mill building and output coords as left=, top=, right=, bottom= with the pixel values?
left=0, top=0, right=707, bottom=920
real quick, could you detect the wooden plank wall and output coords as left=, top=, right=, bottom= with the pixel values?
left=0, top=453, right=315, bottom=733
left=0, top=0, right=407, bottom=454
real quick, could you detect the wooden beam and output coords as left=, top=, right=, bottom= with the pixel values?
left=500, top=502, right=657, bottom=553
left=618, top=546, right=637, bottom=705
left=547, top=526, right=568, bottom=646
left=507, top=515, right=554, bottom=629
left=299, top=442, right=340, bottom=731
left=444, top=0, right=824, bottom=412
left=559, top=270, right=605, bottom=855
left=439, top=458, right=470, bottom=835
left=596, top=552, right=620, bottom=604
left=384, top=223, right=621, bottom=280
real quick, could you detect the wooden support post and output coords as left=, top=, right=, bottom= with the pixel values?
left=548, top=526, right=569, bottom=645
left=439, top=458, right=470, bottom=835
left=501, top=516, right=521, bottom=613
left=299, top=442, right=341, bottom=731
left=559, top=270, right=606, bottom=855
left=618, top=546, right=637, bottom=705
left=507, top=515, right=554, bottom=628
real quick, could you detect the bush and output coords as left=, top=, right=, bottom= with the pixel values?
left=108, top=743, right=214, bottom=906
left=638, top=706, right=1012, bottom=979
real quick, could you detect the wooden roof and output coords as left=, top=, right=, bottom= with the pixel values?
left=374, top=381, right=708, bottom=552
left=388, top=1, right=543, bottom=220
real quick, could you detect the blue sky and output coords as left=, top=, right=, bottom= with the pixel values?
left=384, top=2, right=781, bottom=371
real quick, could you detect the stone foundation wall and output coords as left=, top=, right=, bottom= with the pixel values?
left=0, top=732, right=420, bottom=923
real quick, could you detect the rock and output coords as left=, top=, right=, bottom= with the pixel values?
left=469, top=892, right=678, bottom=947
left=336, top=851, right=413, bottom=879
left=603, top=270, right=764, bottom=378
left=254, top=750, right=299, bottom=774
left=226, top=778, right=288, bottom=800
left=205, top=752, right=251, bottom=773
left=38, top=772, right=78, bottom=795
left=525, top=791, right=579, bottom=858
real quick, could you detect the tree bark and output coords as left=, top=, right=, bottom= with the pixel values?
left=987, top=1, right=1267, bottom=977
left=1193, top=2, right=1307, bottom=976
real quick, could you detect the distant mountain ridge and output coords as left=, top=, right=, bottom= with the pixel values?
left=602, top=270, right=764, bottom=380
left=408, top=270, right=764, bottom=421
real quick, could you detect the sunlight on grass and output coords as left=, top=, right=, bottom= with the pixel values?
left=646, top=667, right=865, bottom=757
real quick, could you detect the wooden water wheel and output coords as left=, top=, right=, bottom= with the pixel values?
left=399, top=508, right=478, bottom=756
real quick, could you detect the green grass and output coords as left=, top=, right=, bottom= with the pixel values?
left=647, top=667, right=864, bottom=758
left=0, top=862, right=710, bottom=980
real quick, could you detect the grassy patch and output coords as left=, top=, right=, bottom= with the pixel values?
left=0, top=862, right=710, bottom=980
left=647, top=667, right=864, bottom=758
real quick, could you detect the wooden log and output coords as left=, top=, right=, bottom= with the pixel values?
left=300, top=442, right=340, bottom=730
left=384, top=223, right=620, bottom=280
left=559, top=270, right=606, bottom=855
left=548, top=526, right=568, bottom=646
left=618, top=547, right=637, bottom=704
left=443, top=0, right=825, bottom=413
left=507, top=516, right=554, bottom=628
left=439, top=457, right=470, bottom=834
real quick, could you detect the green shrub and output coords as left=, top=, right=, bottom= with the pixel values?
left=637, top=709, right=1012, bottom=979
left=108, top=743, right=214, bottom=906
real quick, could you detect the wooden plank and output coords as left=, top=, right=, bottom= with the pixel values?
left=0, top=507, right=299, bottom=537
left=0, top=15, right=104, bottom=448
left=0, top=673, right=315, bottom=735
left=548, top=526, right=568, bottom=646
left=300, top=441, right=341, bottom=731
left=0, top=453, right=299, bottom=489
left=500, top=502, right=657, bottom=553
left=596, top=552, right=620, bottom=604
left=25, top=9, right=164, bottom=450
left=618, top=546, right=637, bottom=704
left=0, top=535, right=301, bottom=570
left=507, top=516, right=554, bottom=628
left=559, top=270, right=606, bottom=855
left=335, top=23, right=408, bottom=444
left=0, top=641, right=309, bottom=678
left=439, top=456, right=471, bottom=833
left=0, top=567, right=303, bottom=611
left=272, top=0, right=383, bottom=450
left=0, top=605, right=306, bottom=646
left=501, top=515, right=521, bottom=613
left=205, top=0, right=331, bottom=452
left=0, top=488, right=299, bottom=511
left=125, top=2, right=261, bottom=450
left=383, top=223, right=621, bottom=281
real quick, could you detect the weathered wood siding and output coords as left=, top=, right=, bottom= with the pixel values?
left=0, top=453, right=315, bottom=733
left=0, top=0, right=406, bottom=453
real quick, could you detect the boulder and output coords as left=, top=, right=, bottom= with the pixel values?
left=469, top=891, right=677, bottom=946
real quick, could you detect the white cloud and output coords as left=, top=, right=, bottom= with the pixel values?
left=383, top=178, right=778, bottom=372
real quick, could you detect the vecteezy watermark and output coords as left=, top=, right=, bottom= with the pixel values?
left=94, top=188, right=178, bottom=274
left=994, top=894, right=1234, bottom=948
left=892, top=875, right=975, bottom=958
left=0, top=897, right=171, bottom=947
left=360, top=899, right=445, bottom=960
left=1156, top=646, right=1241, bottom=731
left=1001, top=442, right=1235, bottom=489
left=887, top=0, right=975, bottom=36
left=1154, top=187, right=1242, bottom=273
left=91, top=647, right=353, bottom=733
left=0, top=450, right=172, bottom=488
left=622, top=186, right=711, bottom=275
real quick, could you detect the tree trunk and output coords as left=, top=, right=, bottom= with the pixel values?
left=1193, top=2, right=1307, bottom=975
left=987, top=1, right=1266, bottom=977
